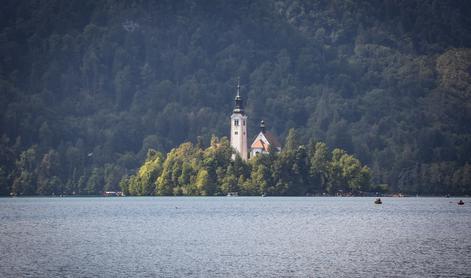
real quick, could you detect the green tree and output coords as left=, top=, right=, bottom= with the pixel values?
left=328, top=148, right=348, bottom=194
left=195, top=168, right=210, bottom=195
left=12, top=146, right=38, bottom=195
left=135, top=149, right=163, bottom=195
left=119, top=175, right=130, bottom=195
left=0, top=167, right=9, bottom=196
left=36, top=150, right=62, bottom=195
left=250, top=160, right=269, bottom=195
left=284, top=128, right=298, bottom=153
left=309, top=142, right=330, bottom=193
left=86, top=168, right=103, bottom=195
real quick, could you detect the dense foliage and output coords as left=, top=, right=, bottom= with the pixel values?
left=121, top=131, right=371, bottom=196
left=1, top=0, right=471, bottom=195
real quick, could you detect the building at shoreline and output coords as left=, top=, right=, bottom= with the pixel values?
left=230, top=80, right=281, bottom=160
left=250, top=120, right=281, bottom=157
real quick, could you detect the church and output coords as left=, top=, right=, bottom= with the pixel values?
left=230, top=81, right=281, bottom=160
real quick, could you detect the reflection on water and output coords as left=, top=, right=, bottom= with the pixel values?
left=0, top=197, right=470, bottom=277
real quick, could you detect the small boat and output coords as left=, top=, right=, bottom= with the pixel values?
left=458, top=200, right=464, bottom=205
left=374, top=198, right=382, bottom=204
left=103, top=191, right=125, bottom=197
left=227, top=192, right=239, bottom=197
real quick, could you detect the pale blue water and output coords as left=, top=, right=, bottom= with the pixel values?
left=0, top=197, right=470, bottom=277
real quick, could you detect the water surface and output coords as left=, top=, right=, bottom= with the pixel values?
left=0, top=197, right=470, bottom=277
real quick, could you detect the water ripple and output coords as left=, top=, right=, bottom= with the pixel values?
left=0, top=197, right=470, bottom=277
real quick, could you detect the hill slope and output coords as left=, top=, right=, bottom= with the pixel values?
left=1, top=0, right=471, bottom=195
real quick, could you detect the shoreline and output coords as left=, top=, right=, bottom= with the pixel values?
left=2, top=195, right=470, bottom=198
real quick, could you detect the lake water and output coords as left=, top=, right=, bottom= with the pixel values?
left=0, top=197, right=470, bottom=277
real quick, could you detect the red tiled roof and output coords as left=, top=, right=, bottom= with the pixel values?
left=251, top=139, right=268, bottom=151
left=262, top=131, right=281, bottom=148
left=251, top=131, right=282, bottom=152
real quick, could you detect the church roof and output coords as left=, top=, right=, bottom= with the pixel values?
left=262, top=131, right=281, bottom=148
left=250, top=131, right=281, bottom=151
left=251, top=139, right=269, bottom=151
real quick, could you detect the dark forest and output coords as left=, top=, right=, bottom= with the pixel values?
left=1, top=0, right=471, bottom=195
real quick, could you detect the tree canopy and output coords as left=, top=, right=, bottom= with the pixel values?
left=1, top=0, right=471, bottom=195
left=120, top=135, right=372, bottom=196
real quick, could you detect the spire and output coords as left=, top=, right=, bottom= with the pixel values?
left=260, top=120, right=265, bottom=133
left=236, top=77, right=241, bottom=98
left=233, top=77, right=244, bottom=114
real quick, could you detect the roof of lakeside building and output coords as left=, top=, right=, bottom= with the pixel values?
left=262, top=131, right=281, bottom=148
left=250, top=131, right=281, bottom=151
left=251, top=139, right=269, bottom=151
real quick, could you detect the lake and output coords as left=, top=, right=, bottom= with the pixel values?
left=0, top=197, right=470, bottom=277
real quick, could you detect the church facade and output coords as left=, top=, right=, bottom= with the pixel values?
left=230, top=81, right=280, bottom=160
left=250, top=120, right=281, bottom=157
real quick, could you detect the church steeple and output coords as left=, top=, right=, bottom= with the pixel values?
left=233, top=78, right=244, bottom=114
left=230, top=77, right=248, bottom=161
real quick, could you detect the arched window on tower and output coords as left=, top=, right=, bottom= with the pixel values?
left=234, top=119, right=239, bottom=126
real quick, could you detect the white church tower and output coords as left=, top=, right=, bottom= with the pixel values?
left=230, top=79, right=248, bottom=160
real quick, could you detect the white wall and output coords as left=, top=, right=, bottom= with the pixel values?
left=230, top=113, right=248, bottom=160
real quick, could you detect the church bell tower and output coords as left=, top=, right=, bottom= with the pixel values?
left=230, top=79, right=248, bottom=160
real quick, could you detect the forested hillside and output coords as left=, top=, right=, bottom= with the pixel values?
left=1, top=0, right=471, bottom=195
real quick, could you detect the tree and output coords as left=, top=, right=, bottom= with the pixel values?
left=284, top=128, right=298, bottom=153
left=12, top=146, right=38, bottom=195
left=0, top=167, right=9, bottom=196
left=195, top=168, right=210, bottom=195
left=288, top=145, right=309, bottom=195
left=249, top=161, right=268, bottom=195
left=135, top=149, right=163, bottom=195
left=309, top=142, right=330, bottom=193
left=220, top=165, right=238, bottom=194
left=86, top=168, right=103, bottom=195
left=328, top=148, right=348, bottom=194
left=119, top=175, right=130, bottom=195
left=36, top=150, right=62, bottom=195
left=38, top=122, right=53, bottom=151
left=103, top=164, right=124, bottom=192
left=5, top=0, right=468, bottom=195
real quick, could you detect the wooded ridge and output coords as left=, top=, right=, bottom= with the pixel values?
left=1, top=0, right=470, bottom=195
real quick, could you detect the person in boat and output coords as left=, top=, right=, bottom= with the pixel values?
left=458, top=200, right=464, bottom=205
left=375, top=198, right=382, bottom=204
